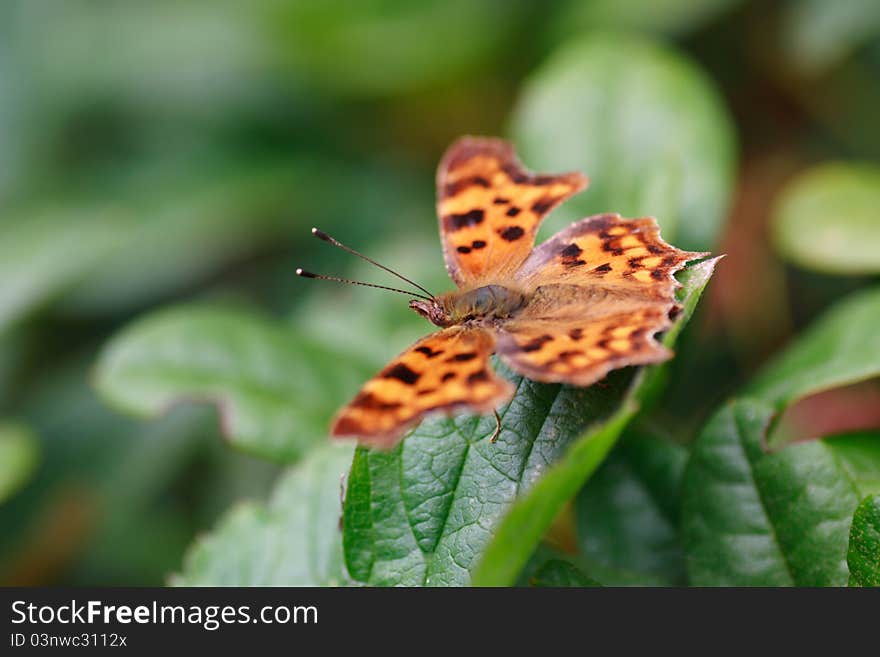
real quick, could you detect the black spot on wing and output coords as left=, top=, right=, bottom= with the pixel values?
left=446, top=352, right=477, bottom=362
left=467, top=370, right=490, bottom=384
left=441, top=371, right=456, bottom=382
left=505, top=206, right=521, bottom=217
left=531, top=198, right=555, bottom=214
left=560, top=243, right=583, bottom=258
left=383, top=363, right=421, bottom=385
left=499, top=226, right=525, bottom=241
left=457, top=245, right=472, bottom=254
left=560, top=242, right=586, bottom=267
left=520, top=334, right=553, bottom=352
left=414, top=345, right=444, bottom=358
left=602, top=242, right=625, bottom=256
left=351, top=392, right=402, bottom=411
left=471, top=240, right=487, bottom=249
left=444, top=209, right=485, bottom=231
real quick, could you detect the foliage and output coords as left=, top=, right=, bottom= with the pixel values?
left=771, top=163, right=880, bottom=275
left=2, top=1, right=879, bottom=587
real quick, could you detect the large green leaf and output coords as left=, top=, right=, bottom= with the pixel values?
left=682, top=398, right=862, bottom=586
left=511, top=33, right=735, bottom=251
left=771, top=163, right=880, bottom=275
left=172, top=442, right=354, bottom=586
left=683, top=286, right=880, bottom=586
left=94, top=305, right=373, bottom=462
left=574, top=435, right=688, bottom=585
left=746, top=286, right=880, bottom=410
left=343, top=258, right=718, bottom=586
left=847, top=495, right=880, bottom=587
left=0, top=421, right=39, bottom=504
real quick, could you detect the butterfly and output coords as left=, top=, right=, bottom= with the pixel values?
left=298, top=137, right=708, bottom=449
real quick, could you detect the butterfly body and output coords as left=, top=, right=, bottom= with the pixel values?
left=414, top=284, right=527, bottom=328
left=330, top=137, right=708, bottom=448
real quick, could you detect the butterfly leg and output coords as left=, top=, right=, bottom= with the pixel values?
left=489, top=409, right=502, bottom=443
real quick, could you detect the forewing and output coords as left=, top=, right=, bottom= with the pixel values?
left=496, top=308, right=674, bottom=387
left=437, top=136, right=588, bottom=288
left=331, top=327, right=513, bottom=448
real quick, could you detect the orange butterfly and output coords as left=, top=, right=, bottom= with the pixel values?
left=299, top=137, right=707, bottom=448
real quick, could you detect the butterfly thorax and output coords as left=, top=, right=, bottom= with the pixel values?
left=410, top=284, right=526, bottom=328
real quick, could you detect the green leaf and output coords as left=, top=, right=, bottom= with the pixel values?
left=344, top=258, right=718, bottom=586
left=0, top=421, right=40, bottom=504
left=172, top=442, right=354, bottom=586
left=746, top=286, right=880, bottom=410
left=682, top=398, right=862, bottom=586
left=683, top=286, right=880, bottom=585
left=575, top=435, right=688, bottom=585
left=94, top=305, right=373, bottom=463
left=511, top=33, right=735, bottom=251
left=771, top=163, right=880, bottom=275
left=528, top=559, right=600, bottom=588
left=847, top=495, right=880, bottom=587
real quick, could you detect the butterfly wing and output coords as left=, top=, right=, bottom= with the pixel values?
left=498, top=213, right=707, bottom=386
left=331, top=327, right=513, bottom=448
left=496, top=309, right=673, bottom=386
left=514, top=213, right=707, bottom=293
left=437, top=136, right=588, bottom=288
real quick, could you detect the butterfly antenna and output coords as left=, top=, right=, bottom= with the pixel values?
left=310, top=227, right=435, bottom=299
left=295, top=269, right=434, bottom=301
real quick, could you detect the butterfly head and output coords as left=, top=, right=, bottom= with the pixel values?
left=409, top=298, right=454, bottom=328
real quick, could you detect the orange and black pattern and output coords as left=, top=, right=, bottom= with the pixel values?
left=437, top=137, right=588, bottom=288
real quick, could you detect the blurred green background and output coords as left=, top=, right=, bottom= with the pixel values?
left=1, top=0, right=879, bottom=585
